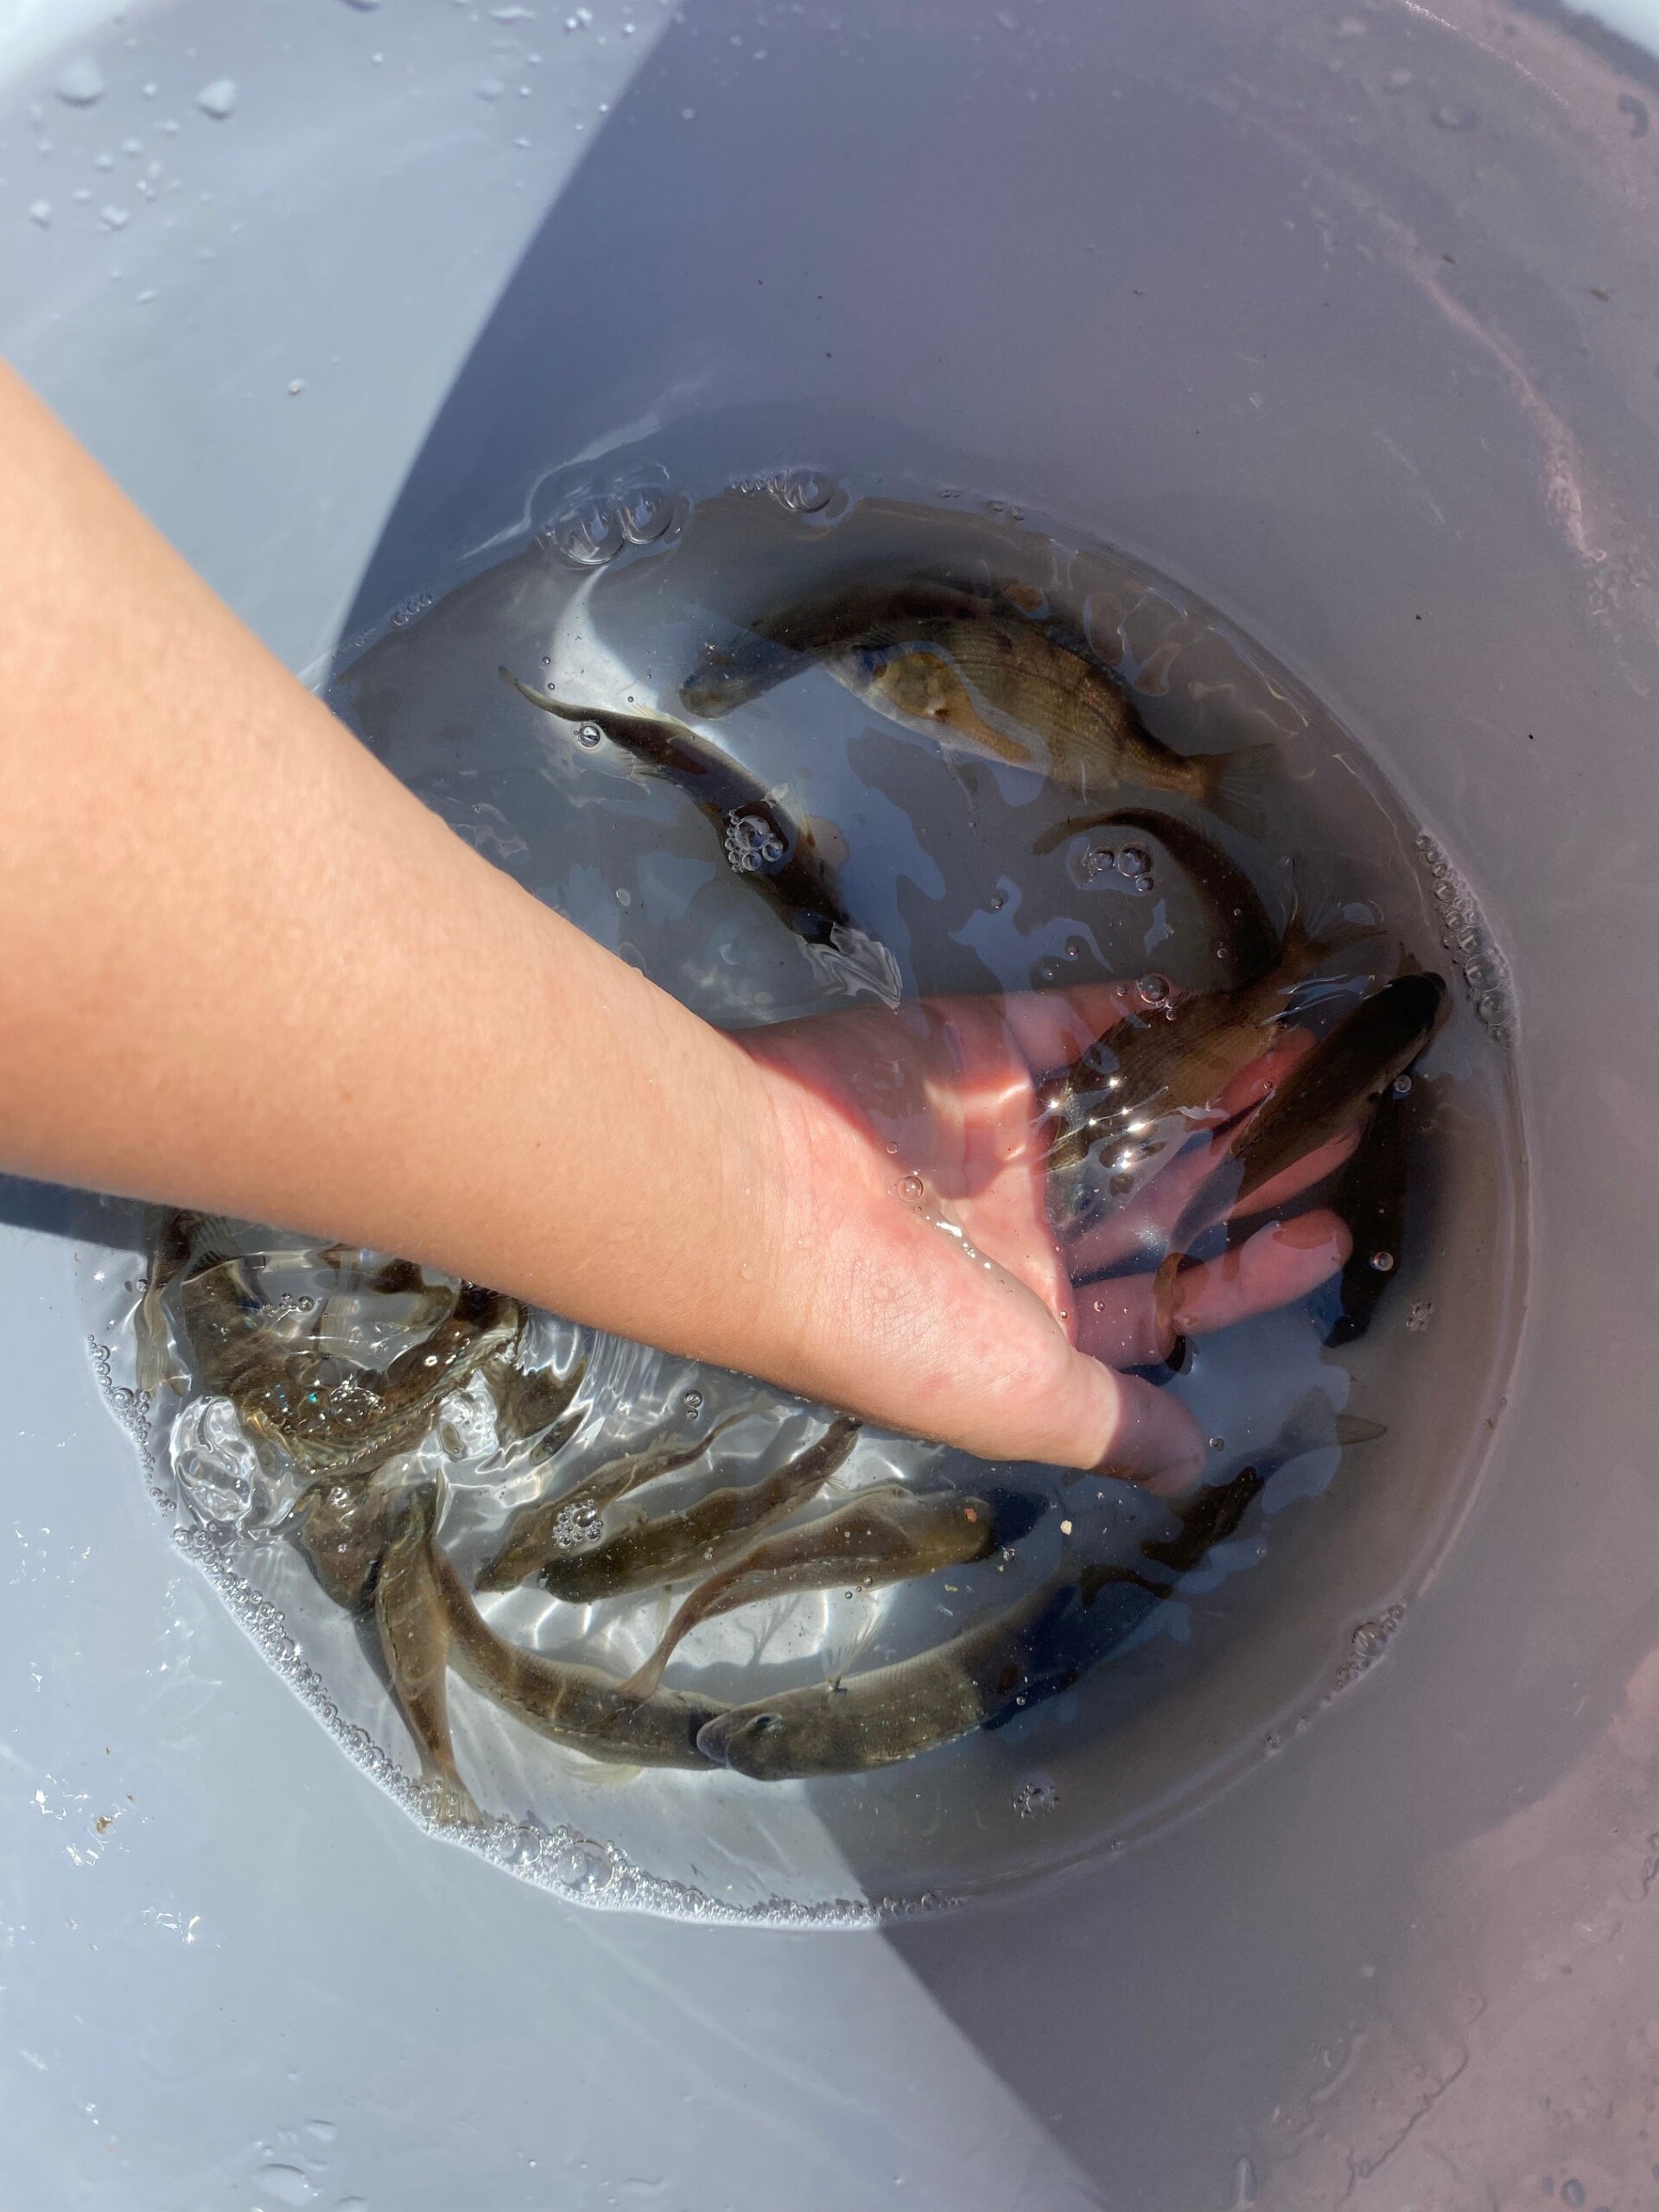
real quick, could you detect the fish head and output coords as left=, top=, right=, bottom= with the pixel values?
left=696, top=1705, right=800, bottom=1780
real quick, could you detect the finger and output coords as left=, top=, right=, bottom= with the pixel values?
left=1172, top=1211, right=1352, bottom=1336
left=1091, top=1370, right=1207, bottom=1495
left=920, top=984, right=1143, bottom=1077
left=1073, top=1272, right=1172, bottom=1371
left=1062, top=1117, right=1360, bottom=1280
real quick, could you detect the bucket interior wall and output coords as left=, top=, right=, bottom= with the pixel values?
left=7, top=1, right=1659, bottom=2205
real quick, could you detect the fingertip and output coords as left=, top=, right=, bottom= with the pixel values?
left=1090, top=1368, right=1205, bottom=1491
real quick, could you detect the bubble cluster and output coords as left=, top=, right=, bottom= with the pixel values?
left=542, top=480, right=679, bottom=569
left=1012, top=1776, right=1060, bottom=1818
left=1331, top=1603, right=1406, bottom=1691
left=551, top=1497, right=602, bottom=1551
left=1417, top=832, right=1514, bottom=1043
left=723, top=812, right=786, bottom=874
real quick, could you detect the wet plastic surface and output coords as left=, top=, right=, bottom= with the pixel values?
left=10, top=0, right=1659, bottom=2204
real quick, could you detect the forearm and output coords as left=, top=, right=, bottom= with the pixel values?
left=0, top=365, right=788, bottom=1364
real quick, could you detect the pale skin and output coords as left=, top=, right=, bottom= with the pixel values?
left=0, top=364, right=1351, bottom=1486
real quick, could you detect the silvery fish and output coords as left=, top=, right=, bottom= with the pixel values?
left=476, top=1411, right=747, bottom=1593
left=536, top=1417, right=863, bottom=1605
left=500, top=671, right=853, bottom=945
left=622, top=1482, right=1041, bottom=1697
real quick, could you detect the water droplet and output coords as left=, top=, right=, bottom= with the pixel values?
left=617, top=481, right=674, bottom=543
left=287, top=378, right=304, bottom=396
left=682, top=1389, right=703, bottom=1414
left=1390, top=1074, right=1412, bottom=1096
left=251, top=2165, right=317, bottom=2208
left=575, top=721, right=603, bottom=748
left=1065, top=937, right=1086, bottom=961
left=1136, top=973, right=1170, bottom=1006
left=1432, top=101, right=1477, bottom=130
left=477, top=77, right=506, bottom=101
left=195, top=79, right=238, bottom=120
left=1080, top=844, right=1115, bottom=880
left=899, top=1173, right=925, bottom=1202
left=774, top=467, right=835, bottom=514
left=723, top=812, right=786, bottom=873
left=56, top=56, right=105, bottom=106
left=1116, top=845, right=1151, bottom=878
left=94, top=150, right=113, bottom=170
left=28, top=199, right=52, bottom=226
left=545, top=495, right=624, bottom=567
left=1369, top=1249, right=1395, bottom=1273
left=99, top=204, right=130, bottom=229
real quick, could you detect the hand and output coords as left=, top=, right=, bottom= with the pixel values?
left=739, top=988, right=1355, bottom=1489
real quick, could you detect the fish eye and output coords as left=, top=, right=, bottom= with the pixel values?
left=746, top=1713, right=785, bottom=1736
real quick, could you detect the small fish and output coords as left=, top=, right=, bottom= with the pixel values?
left=430, top=1546, right=728, bottom=1769
left=621, top=1483, right=1040, bottom=1697
left=828, top=618, right=1272, bottom=834
left=372, top=1486, right=482, bottom=1823
left=499, top=671, right=853, bottom=945
left=1043, top=912, right=1357, bottom=1236
left=476, top=1410, right=747, bottom=1592
left=292, top=1466, right=417, bottom=1610
left=483, top=1351, right=588, bottom=1455
left=679, top=571, right=1007, bottom=715
left=1033, top=805, right=1281, bottom=989
left=1172, top=969, right=1447, bottom=1249
left=536, top=1417, right=863, bottom=1605
left=1322, top=1077, right=1424, bottom=1347
left=697, top=1453, right=1262, bottom=1781
left=236, top=1284, right=521, bottom=1479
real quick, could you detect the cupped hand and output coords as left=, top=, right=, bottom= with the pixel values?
left=737, top=986, right=1353, bottom=1489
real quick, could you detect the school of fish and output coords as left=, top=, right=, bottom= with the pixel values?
left=143, top=563, right=1440, bottom=1810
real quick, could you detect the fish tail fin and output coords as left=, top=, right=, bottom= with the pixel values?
left=1199, top=744, right=1275, bottom=842
left=618, top=1644, right=672, bottom=1700
left=423, top=1769, right=484, bottom=1827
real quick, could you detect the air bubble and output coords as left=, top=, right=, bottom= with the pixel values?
left=1391, top=1074, right=1412, bottom=1096
left=545, top=495, right=625, bottom=567
left=617, top=482, right=674, bottom=543
left=1370, top=1250, right=1395, bottom=1273
left=1406, top=1300, right=1433, bottom=1332
left=552, top=1497, right=601, bottom=1550
left=682, top=1389, right=703, bottom=1414
left=1116, top=845, right=1151, bottom=878
left=774, top=467, right=836, bottom=515
left=195, top=79, right=238, bottom=120
left=1082, top=845, right=1115, bottom=880
left=899, top=1173, right=925, bottom=1202
left=575, top=721, right=604, bottom=748
left=1131, top=874, right=1154, bottom=896
left=1209, top=1435, right=1225, bottom=1451
left=57, top=56, right=106, bottom=106
left=1136, top=973, right=1171, bottom=1006
left=724, top=812, right=786, bottom=874
left=28, top=199, right=52, bottom=226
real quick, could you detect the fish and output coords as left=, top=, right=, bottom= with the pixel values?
left=534, top=1417, right=863, bottom=1605
left=430, top=1544, right=728, bottom=1769
left=292, top=1465, right=418, bottom=1609
left=1042, top=912, right=1360, bottom=1236
left=372, top=1485, right=482, bottom=1823
left=1169, top=969, right=1448, bottom=1252
left=499, top=671, right=854, bottom=945
left=696, top=1455, right=1263, bottom=1781
left=232, top=1283, right=521, bottom=1479
left=826, top=617, right=1272, bottom=834
left=1321, top=1075, right=1424, bottom=1347
left=482, top=1351, right=588, bottom=1455
left=698, top=1399, right=1381, bottom=1779
left=620, top=1482, right=1042, bottom=1697
left=679, top=570, right=1011, bottom=715
left=476, top=1410, right=748, bottom=1592
left=1033, top=805, right=1281, bottom=991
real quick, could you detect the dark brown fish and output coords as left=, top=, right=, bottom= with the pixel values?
left=621, top=1484, right=1003, bottom=1697
left=500, top=671, right=853, bottom=945
left=536, top=1417, right=863, bottom=1605
left=1322, top=1075, right=1424, bottom=1347
left=1033, top=805, right=1281, bottom=991
left=476, top=1411, right=747, bottom=1593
